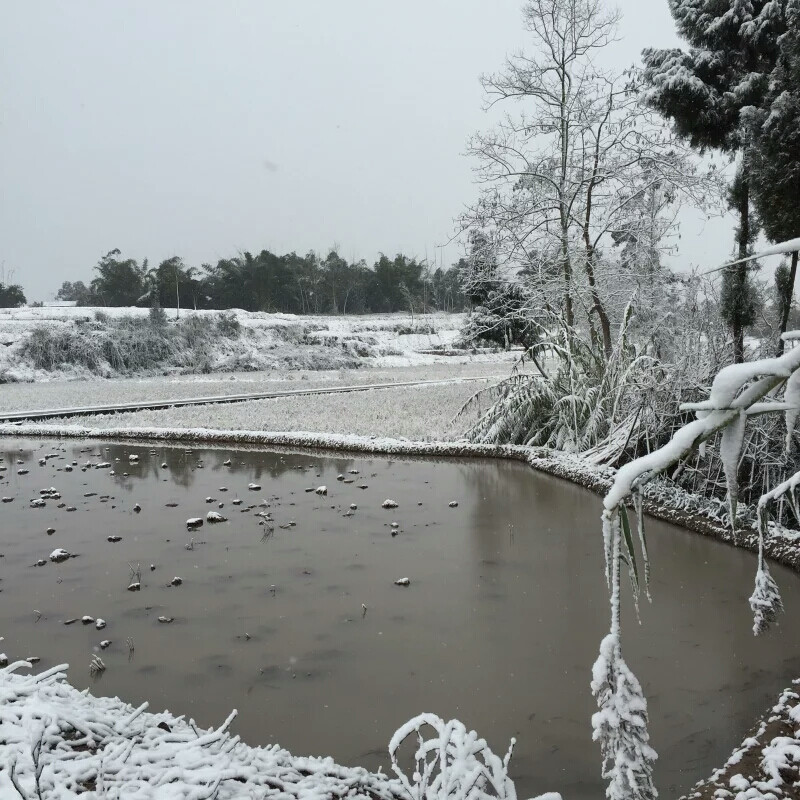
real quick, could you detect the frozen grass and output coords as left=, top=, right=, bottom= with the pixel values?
left=41, top=381, right=496, bottom=440
left=0, top=361, right=518, bottom=414
left=0, top=308, right=483, bottom=382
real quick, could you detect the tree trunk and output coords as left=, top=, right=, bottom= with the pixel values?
left=561, top=238, right=574, bottom=327
left=777, top=250, right=799, bottom=356
left=732, top=170, right=750, bottom=364
left=583, top=242, right=612, bottom=358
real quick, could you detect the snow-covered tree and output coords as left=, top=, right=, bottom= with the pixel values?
left=593, top=239, right=800, bottom=800
left=464, top=0, right=714, bottom=360
left=642, top=0, right=791, bottom=362
left=748, top=0, right=800, bottom=351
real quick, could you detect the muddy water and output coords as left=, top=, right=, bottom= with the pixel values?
left=1, top=438, right=799, bottom=799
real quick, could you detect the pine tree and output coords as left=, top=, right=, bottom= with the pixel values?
left=749, top=0, right=800, bottom=352
left=642, top=0, right=789, bottom=361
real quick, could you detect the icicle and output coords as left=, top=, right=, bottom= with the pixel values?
left=719, top=409, right=746, bottom=537
left=601, top=509, right=617, bottom=591
left=749, top=507, right=784, bottom=636
left=632, top=490, right=651, bottom=602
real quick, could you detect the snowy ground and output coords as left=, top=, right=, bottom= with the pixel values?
left=681, top=682, right=800, bottom=800
left=28, top=381, right=493, bottom=440
left=0, top=361, right=517, bottom=415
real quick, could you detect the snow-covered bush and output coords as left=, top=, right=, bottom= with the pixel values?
left=388, top=714, right=519, bottom=800
left=594, top=303, right=800, bottom=800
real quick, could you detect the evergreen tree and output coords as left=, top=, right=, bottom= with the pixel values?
left=748, top=0, right=800, bottom=351
left=642, top=0, right=789, bottom=361
left=0, top=282, right=26, bottom=308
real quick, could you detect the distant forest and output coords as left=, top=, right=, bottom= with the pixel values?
left=51, top=248, right=468, bottom=314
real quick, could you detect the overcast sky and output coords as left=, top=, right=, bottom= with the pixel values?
left=1, top=0, right=737, bottom=300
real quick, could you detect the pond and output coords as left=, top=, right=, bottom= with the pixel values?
left=1, top=438, right=798, bottom=800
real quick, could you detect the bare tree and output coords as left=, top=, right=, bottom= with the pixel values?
left=463, top=0, right=719, bottom=358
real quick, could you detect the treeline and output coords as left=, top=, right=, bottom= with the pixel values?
left=55, top=248, right=467, bottom=314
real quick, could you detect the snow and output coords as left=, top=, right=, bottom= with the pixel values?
left=0, top=361, right=514, bottom=422
left=0, top=660, right=406, bottom=799
left=13, top=380, right=489, bottom=442
left=690, top=684, right=800, bottom=800
left=0, top=308, right=519, bottom=384
left=387, top=714, right=520, bottom=800
left=606, top=341, right=800, bottom=511
left=591, top=634, right=657, bottom=800
left=0, top=659, right=547, bottom=800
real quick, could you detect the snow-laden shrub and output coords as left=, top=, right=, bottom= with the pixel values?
left=216, top=310, right=241, bottom=338
left=388, top=714, right=519, bottom=800
left=460, top=305, right=673, bottom=458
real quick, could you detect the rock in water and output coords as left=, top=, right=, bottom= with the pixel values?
left=206, top=511, right=227, bottom=523
left=382, top=499, right=398, bottom=509
left=394, top=577, right=410, bottom=586
left=186, top=517, right=203, bottom=529
left=49, top=548, right=70, bottom=563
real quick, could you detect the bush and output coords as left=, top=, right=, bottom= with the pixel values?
left=149, top=302, right=168, bottom=330
left=216, top=312, right=241, bottom=338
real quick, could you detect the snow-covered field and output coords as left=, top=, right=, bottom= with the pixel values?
left=0, top=307, right=510, bottom=382
left=0, top=361, right=516, bottom=415
left=30, top=381, right=492, bottom=440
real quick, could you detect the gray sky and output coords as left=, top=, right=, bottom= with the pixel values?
left=1, top=0, right=735, bottom=300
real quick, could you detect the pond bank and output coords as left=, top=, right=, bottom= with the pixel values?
left=678, top=682, right=800, bottom=800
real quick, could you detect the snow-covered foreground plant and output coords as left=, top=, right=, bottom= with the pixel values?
left=389, top=714, right=520, bottom=800
left=0, top=659, right=555, bottom=800
left=596, top=323, right=800, bottom=800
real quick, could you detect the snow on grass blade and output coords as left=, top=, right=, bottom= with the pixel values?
left=720, top=409, right=746, bottom=538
